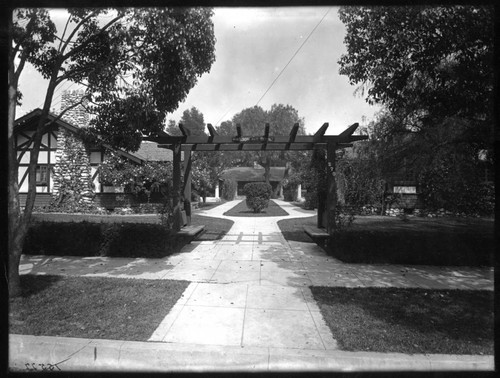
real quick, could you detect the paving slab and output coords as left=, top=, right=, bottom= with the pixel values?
left=260, top=269, right=312, bottom=287
left=210, top=269, right=261, bottom=284
left=246, top=285, right=309, bottom=311
left=162, top=306, right=245, bottom=346
left=242, top=308, right=326, bottom=349
left=186, top=282, right=248, bottom=308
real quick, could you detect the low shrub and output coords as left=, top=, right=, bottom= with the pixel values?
left=135, top=203, right=163, bottom=214
left=23, top=221, right=103, bottom=257
left=283, top=185, right=297, bottom=202
left=221, top=179, right=237, bottom=201
left=23, top=221, right=184, bottom=258
left=303, top=192, right=317, bottom=210
left=328, top=227, right=494, bottom=267
left=244, top=182, right=272, bottom=213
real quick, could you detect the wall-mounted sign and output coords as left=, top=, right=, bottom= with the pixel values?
left=394, top=186, right=417, bottom=194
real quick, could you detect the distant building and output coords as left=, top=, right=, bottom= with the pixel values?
left=219, top=166, right=286, bottom=196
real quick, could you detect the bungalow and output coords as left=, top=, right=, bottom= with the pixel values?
left=219, top=166, right=285, bottom=196
left=14, top=107, right=173, bottom=210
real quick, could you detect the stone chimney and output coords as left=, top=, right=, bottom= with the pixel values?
left=60, top=90, right=89, bottom=127
left=52, top=89, right=95, bottom=206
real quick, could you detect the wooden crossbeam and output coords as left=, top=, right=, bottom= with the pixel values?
left=179, top=123, right=190, bottom=137
left=338, top=122, right=359, bottom=138
left=289, top=123, right=300, bottom=141
left=207, top=123, right=218, bottom=137
left=261, top=123, right=270, bottom=150
left=313, top=122, right=329, bottom=142
left=337, top=143, right=353, bottom=148
left=147, top=134, right=365, bottom=145
left=347, top=135, right=367, bottom=142
left=158, top=143, right=327, bottom=151
left=286, top=122, right=300, bottom=150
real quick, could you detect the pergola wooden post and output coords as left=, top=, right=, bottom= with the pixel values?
left=171, top=142, right=183, bottom=231
left=326, top=142, right=337, bottom=235
left=179, top=123, right=193, bottom=226
left=182, top=150, right=192, bottom=226
left=145, top=121, right=366, bottom=235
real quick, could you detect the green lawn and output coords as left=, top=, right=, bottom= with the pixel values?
left=223, top=199, right=289, bottom=217
left=277, top=215, right=316, bottom=242
left=311, top=286, right=494, bottom=355
left=10, top=275, right=189, bottom=341
left=191, top=214, right=234, bottom=240
left=193, top=200, right=227, bottom=212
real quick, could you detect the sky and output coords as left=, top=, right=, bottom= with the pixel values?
left=17, top=7, right=381, bottom=135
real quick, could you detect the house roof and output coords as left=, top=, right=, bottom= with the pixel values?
left=220, top=167, right=286, bottom=182
left=14, top=108, right=173, bottom=164
left=130, top=141, right=173, bottom=162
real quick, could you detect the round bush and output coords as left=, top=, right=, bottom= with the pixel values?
left=244, top=182, right=272, bottom=213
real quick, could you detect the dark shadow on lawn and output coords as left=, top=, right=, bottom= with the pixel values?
left=311, top=286, right=494, bottom=355
left=191, top=215, right=234, bottom=241
left=278, top=216, right=317, bottom=243
left=18, top=274, right=63, bottom=298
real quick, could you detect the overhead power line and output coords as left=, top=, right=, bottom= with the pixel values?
left=255, top=7, right=331, bottom=107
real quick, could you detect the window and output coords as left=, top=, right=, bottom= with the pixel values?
left=35, top=165, right=49, bottom=185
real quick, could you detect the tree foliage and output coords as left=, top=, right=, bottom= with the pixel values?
left=229, top=104, right=306, bottom=195
left=338, top=5, right=494, bottom=124
left=166, top=106, right=207, bottom=136
left=338, top=5, right=494, bottom=215
left=8, top=7, right=216, bottom=296
left=336, top=142, right=385, bottom=211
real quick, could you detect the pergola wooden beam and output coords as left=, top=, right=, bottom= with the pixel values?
left=157, top=143, right=341, bottom=151
left=313, top=122, right=329, bottom=142
left=286, top=122, right=300, bottom=150
left=207, top=123, right=218, bottom=137
left=144, top=133, right=365, bottom=145
left=178, top=123, right=190, bottom=137
left=146, top=121, right=368, bottom=234
left=339, top=122, right=359, bottom=138
left=289, top=122, right=300, bottom=141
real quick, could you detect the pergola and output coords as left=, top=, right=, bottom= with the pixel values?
left=144, top=122, right=367, bottom=235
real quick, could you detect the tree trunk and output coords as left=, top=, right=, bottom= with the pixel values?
left=8, top=54, right=59, bottom=296
left=8, top=70, right=24, bottom=297
left=263, top=157, right=271, bottom=185
left=274, top=162, right=290, bottom=199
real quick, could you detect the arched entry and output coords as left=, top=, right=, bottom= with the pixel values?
left=145, top=122, right=366, bottom=235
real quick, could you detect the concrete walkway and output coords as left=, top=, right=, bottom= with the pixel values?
left=11, top=199, right=494, bottom=372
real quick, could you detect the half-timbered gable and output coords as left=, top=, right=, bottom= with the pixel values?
left=14, top=109, right=148, bottom=209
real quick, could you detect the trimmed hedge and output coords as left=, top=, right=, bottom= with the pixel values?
left=244, top=182, right=272, bottom=213
left=328, top=228, right=494, bottom=267
left=23, top=221, right=184, bottom=258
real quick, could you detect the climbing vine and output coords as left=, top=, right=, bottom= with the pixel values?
left=98, top=152, right=173, bottom=202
